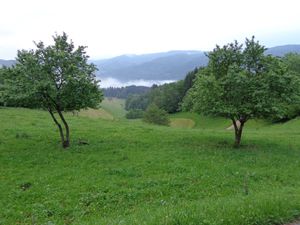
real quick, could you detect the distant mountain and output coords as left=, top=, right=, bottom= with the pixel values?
left=2, top=45, right=300, bottom=81
left=265, top=45, right=300, bottom=57
left=0, top=59, right=15, bottom=67
left=92, top=51, right=208, bottom=81
left=93, top=45, right=300, bottom=82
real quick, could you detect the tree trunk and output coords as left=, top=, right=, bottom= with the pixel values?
left=232, top=118, right=245, bottom=148
left=48, top=109, right=66, bottom=148
left=57, top=109, right=70, bottom=148
left=62, top=139, right=70, bottom=148
left=234, top=127, right=243, bottom=147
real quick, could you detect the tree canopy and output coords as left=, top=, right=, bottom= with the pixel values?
left=3, top=33, right=103, bottom=148
left=183, top=37, right=299, bottom=147
left=125, top=68, right=200, bottom=113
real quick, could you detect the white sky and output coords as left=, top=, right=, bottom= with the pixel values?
left=1, top=0, right=300, bottom=59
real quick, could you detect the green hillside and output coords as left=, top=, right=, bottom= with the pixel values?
left=1, top=107, right=300, bottom=224
left=69, top=98, right=127, bottom=121
left=100, top=98, right=127, bottom=119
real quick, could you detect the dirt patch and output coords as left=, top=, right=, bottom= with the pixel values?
left=285, top=221, right=300, bottom=225
left=170, top=118, right=195, bottom=128
left=226, top=120, right=241, bottom=130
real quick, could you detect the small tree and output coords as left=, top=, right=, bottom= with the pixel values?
left=4, top=33, right=103, bottom=148
left=183, top=37, right=299, bottom=147
left=143, top=104, right=170, bottom=126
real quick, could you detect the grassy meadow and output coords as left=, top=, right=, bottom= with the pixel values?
left=1, top=101, right=300, bottom=224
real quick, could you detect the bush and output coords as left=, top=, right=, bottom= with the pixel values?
left=271, top=104, right=300, bottom=122
left=143, top=104, right=170, bottom=126
left=126, top=109, right=144, bottom=119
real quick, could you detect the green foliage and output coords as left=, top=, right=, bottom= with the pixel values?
left=271, top=53, right=300, bottom=122
left=182, top=67, right=200, bottom=95
left=3, top=33, right=103, bottom=148
left=125, top=94, right=149, bottom=111
left=183, top=37, right=300, bottom=146
left=103, top=85, right=150, bottom=99
left=283, top=53, right=300, bottom=74
left=125, top=68, right=200, bottom=113
left=126, top=109, right=144, bottom=119
left=150, top=81, right=185, bottom=113
left=2, top=108, right=300, bottom=224
left=143, top=104, right=170, bottom=125
left=8, top=33, right=102, bottom=111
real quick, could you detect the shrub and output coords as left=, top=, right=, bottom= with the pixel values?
left=143, top=104, right=170, bottom=126
left=271, top=104, right=300, bottom=122
left=126, top=109, right=144, bottom=119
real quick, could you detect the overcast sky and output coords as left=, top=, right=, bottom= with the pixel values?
left=1, top=0, right=300, bottom=60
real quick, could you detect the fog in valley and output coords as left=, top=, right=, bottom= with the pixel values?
left=100, top=77, right=175, bottom=88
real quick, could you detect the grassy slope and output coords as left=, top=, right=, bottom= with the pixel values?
left=170, top=112, right=270, bottom=129
left=1, top=108, right=300, bottom=224
left=73, top=108, right=114, bottom=120
left=100, top=98, right=127, bottom=120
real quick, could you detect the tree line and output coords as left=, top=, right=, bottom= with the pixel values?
left=125, top=67, right=200, bottom=113
left=103, top=85, right=150, bottom=99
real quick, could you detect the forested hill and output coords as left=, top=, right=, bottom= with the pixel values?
left=2, top=45, right=300, bottom=80
left=92, top=51, right=207, bottom=81
left=92, top=45, right=300, bottom=81
left=265, top=45, right=300, bottom=56
left=0, top=59, right=15, bottom=67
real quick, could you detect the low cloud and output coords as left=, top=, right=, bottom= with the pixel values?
left=99, top=77, right=176, bottom=88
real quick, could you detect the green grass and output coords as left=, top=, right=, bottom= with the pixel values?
left=1, top=107, right=300, bottom=224
left=69, top=108, right=114, bottom=120
left=100, top=97, right=127, bottom=120
left=170, top=112, right=269, bottom=130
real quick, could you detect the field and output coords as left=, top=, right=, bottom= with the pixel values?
left=1, top=105, right=300, bottom=224
left=100, top=98, right=127, bottom=120
left=66, top=98, right=126, bottom=121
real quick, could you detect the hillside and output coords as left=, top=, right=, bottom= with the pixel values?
left=93, top=51, right=208, bottom=81
left=265, top=45, right=300, bottom=56
left=0, top=59, right=15, bottom=67
left=2, top=45, right=300, bottom=81
left=1, top=107, right=300, bottom=224
left=67, top=98, right=126, bottom=120
left=92, top=45, right=300, bottom=81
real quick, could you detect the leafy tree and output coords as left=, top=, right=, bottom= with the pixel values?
left=143, top=104, right=170, bottom=126
left=182, top=67, right=200, bottom=95
left=3, top=33, right=103, bottom=148
left=149, top=81, right=184, bottom=113
left=125, top=94, right=150, bottom=111
left=183, top=37, right=299, bottom=147
left=283, top=53, right=300, bottom=74
left=272, top=53, right=300, bottom=121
